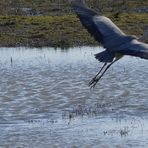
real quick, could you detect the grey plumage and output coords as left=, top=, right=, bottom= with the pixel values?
left=70, top=0, right=148, bottom=87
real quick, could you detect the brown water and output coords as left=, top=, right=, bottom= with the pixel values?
left=0, top=47, right=148, bottom=147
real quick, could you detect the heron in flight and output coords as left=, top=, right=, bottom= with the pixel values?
left=70, top=0, right=148, bottom=88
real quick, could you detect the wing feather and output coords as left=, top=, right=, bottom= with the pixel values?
left=71, top=0, right=130, bottom=50
left=117, top=40, right=148, bottom=60
left=71, top=1, right=104, bottom=43
left=71, top=0, right=148, bottom=60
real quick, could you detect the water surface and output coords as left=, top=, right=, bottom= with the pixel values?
left=0, top=47, right=148, bottom=147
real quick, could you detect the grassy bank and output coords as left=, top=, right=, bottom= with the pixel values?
left=0, top=13, right=147, bottom=48
left=0, top=0, right=148, bottom=15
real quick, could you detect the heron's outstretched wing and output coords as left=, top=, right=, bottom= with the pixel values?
left=71, top=0, right=128, bottom=50
left=117, top=40, right=148, bottom=60
left=71, top=0, right=103, bottom=43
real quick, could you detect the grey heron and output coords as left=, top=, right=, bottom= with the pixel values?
left=70, top=0, right=148, bottom=88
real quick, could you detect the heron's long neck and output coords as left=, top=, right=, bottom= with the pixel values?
left=138, top=29, right=148, bottom=42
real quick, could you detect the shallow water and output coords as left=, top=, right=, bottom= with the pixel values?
left=0, top=47, right=148, bottom=147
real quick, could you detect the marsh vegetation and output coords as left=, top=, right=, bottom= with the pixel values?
left=0, top=0, right=148, bottom=47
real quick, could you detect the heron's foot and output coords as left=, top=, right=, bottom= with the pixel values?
left=89, top=77, right=100, bottom=88
left=88, top=77, right=97, bottom=86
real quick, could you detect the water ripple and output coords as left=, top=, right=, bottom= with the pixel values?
left=0, top=47, right=148, bottom=147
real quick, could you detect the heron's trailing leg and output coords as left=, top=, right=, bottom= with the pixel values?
left=89, top=62, right=107, bottom=86
left=89, top=58, right=119, bottom=88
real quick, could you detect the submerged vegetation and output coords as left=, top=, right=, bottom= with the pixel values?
left=0, top=0, right=148, bottom=48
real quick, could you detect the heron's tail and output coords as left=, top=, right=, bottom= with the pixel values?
left=95, top=50, right=115, bottom=63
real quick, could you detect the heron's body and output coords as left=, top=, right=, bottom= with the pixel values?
left=70, top=0, right=148, bottom=87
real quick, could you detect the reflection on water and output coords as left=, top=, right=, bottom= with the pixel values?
left=0, top=47, right=148, bottom=147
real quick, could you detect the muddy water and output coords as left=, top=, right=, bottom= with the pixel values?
left=0, top=47, right=148, bottom=147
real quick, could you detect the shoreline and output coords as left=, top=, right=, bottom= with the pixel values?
left=0, top=13, right=147, bottom=48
